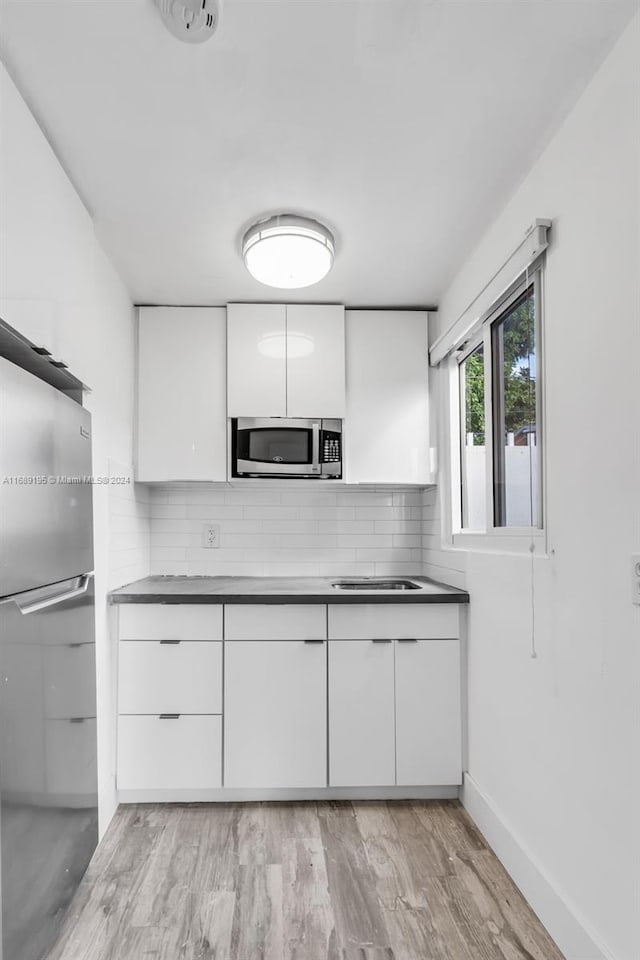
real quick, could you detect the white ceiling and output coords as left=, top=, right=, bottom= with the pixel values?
left=0, top=0, right=637, bottom=307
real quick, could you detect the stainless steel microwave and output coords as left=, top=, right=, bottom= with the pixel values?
left=232, top=418, right=342, bottom=478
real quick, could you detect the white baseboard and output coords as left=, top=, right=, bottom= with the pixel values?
left=118, top=784, right=459, bottom=804
left=462, top=774, right=615, bottom=960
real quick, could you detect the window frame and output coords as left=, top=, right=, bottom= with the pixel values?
left=449, top=265, right=546, bottom=554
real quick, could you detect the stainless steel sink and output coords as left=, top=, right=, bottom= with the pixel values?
left=331, top=579, right=422, bottom=591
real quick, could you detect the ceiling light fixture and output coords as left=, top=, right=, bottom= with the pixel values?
left=154, top=0, right=222, bottom=44
left=242, top=215, right=335, bottom=289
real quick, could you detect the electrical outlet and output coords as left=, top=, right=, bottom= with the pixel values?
left=632, top=554, right=640, bottom=606
left=203, top=524, right=220, bottom=549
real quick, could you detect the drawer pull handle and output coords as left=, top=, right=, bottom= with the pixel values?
left=397, top=638, right=419, bottom=643
left=304, top=639, right=325, bottom=644
left=372, top=639, right=392, bottom=643
left=159, top=639, right=181, bottom=645
left=159, top=714, right=180, bottom=720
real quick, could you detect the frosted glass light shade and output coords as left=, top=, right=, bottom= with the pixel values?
left=258, top=331, right=315, bottom=359
left=242, top=215, right=334, bottom=289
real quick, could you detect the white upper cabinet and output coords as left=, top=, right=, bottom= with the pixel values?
left=136, top=306, right=227, bottom=482
left=227, top=303, right=287, bottom=417
left=344, top=311, right=431, bottom=484
left=285, top=305, right=345, bottom=418
left=227, top=303, right=345, bottom=418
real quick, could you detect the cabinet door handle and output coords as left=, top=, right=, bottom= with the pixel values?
left=372, top=639, right=392, bottom=643
left=397, top=638, right=419, bottom=643
left=304, top=639, right=325, bottom=644
left=159, top=639, right=181, bottom=645
left=159, top=714, right=180, bottom=719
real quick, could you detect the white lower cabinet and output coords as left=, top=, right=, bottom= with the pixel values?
left=224, top=640, right=327, bottom=788
left=116, top=605, right=223, bottom=793
left=118, top=715, right=222, bottom=791
left=116, top=600, right=463, bottom=798
left=395, top=639, right=462, bottom=786
left=328, top=640, right=396, bottom=787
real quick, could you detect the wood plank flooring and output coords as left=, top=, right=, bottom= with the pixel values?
left=46, top=801, right=565, bottom=960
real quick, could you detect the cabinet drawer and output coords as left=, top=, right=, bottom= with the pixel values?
left=224, top=604, right=326, bottom=641
left=328, top=603, right=459, bottom=640
left=119, top=641, right=222, bottom=715
left=117, top=715, right=222, bottom=791
left=118, top=604, right=222, bottom=641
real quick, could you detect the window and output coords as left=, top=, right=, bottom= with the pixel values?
left=456, top=271, right=542, bottom=535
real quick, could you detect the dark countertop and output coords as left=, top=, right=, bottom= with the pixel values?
left=110, top=575, right=469, bottom=605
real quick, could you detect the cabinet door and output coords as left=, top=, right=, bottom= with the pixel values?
left=224, top=640, right=326, bottom=788
left=345, top=310, right=430, bottom=483
left=328, top=640, right=395, bottom=787
left=227, top=303, right=287, bottom=417
left=395, top=639, right=462, bottom=785
left=137, top=307, right=227, bottom=481
left=285, top=305, right=345, bottom=418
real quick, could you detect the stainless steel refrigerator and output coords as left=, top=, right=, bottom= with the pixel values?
left=0, top=355, right=98, bottom=960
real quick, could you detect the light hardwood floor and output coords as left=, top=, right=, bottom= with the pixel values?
left=47, top=800, right=565, bottom=960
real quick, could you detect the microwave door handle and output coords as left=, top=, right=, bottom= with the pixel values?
left=312, top=422, right=321, bottom=473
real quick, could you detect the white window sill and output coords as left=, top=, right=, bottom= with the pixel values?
left=450, top=529, right=547, bottom=558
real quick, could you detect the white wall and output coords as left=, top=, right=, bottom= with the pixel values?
left=0, top=64, right=146, bottom=835
left=426, top=16, right=640, bottom=960
left=149, top=485, right=424, bottom=577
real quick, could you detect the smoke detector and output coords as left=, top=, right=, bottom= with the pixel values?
left=154, top=0, right=222, bottom=44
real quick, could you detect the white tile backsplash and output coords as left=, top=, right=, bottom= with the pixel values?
left=107, top=462, right=150, bottom=589
left=148, top=484, right=429, bottom=577
left=421, top=485, right=466, bottom=589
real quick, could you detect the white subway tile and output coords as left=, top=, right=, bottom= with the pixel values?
left=279, top=534, right=337, bottom=549
left=316, top=562, right=376, bottom=577
left=392, top=534, right=422, bottom=548
left=185, top=560, right=266, bottom=576
left=243, top=505, right=299, bottom=520
left=336, top=534, right=393, bottom=549
left=374, top=520, right=422, bottom=534
left=283, top=490, right=338, bottom=506
left=355, top=548, right=414, bottom=562
left=354, top=507, right=413, bottom=520
left=151, top=547, right=187, bottom=563
left=149, top=503, right=188, bottom=519
left=186, top=504, right=243, bottom=520
left=298, top=506, right=356, bottom=520
left=266, top=563, right=321, bottom=577
left=260, top=520, right=318, bottom=534
left=373, top=562, right=423, bottom=576
left=320, top=520, right=374, bottom=534
left=150, top=532, right=201, bottom=548
left=222, top=534, right=282, bottom=549
left=336, top=491, right=394, bottom=506
left=150, top=559, right=188, bottom=575
left=225, top=489, right=283, bottom=506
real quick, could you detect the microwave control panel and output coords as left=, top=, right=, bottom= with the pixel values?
left=321, top=432, right=341, bottom=463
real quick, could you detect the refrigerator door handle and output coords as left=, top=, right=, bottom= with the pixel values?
left=13, top=573, right=94, bottom=615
